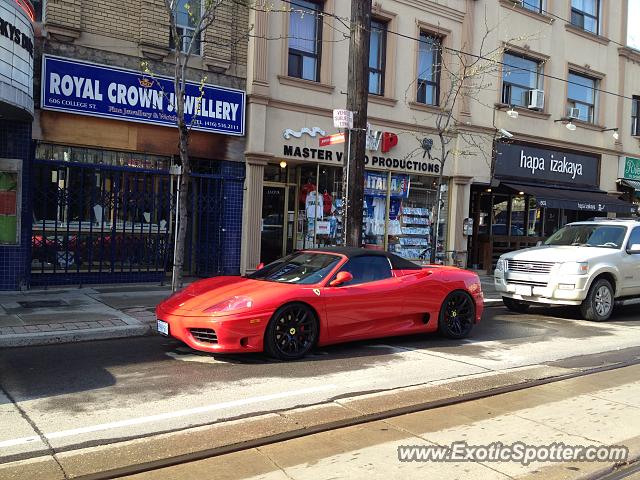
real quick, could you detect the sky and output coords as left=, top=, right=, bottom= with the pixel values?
left=630, top=0, right=640, bottom=49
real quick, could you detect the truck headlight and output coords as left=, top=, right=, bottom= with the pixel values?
left=495, top=258, right=507, bottom=273
left=559, top=261, right=588, bottom=275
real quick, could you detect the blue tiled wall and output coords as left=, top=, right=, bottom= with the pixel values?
left=220, top=160, right=244, bottom=275
left=0, top=121, right=32, bottom=290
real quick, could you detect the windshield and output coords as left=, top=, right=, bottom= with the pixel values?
left=248, top=252, right=341, bottom=284
left=545, top=224, right=627, bottom=249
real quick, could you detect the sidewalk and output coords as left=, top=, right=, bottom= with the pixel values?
left=0, top=283, right=172, bottom=348
left=0, top=274, right=500, bottom=348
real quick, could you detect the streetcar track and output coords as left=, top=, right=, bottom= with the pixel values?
left=71, top=358, right=640, bottom=480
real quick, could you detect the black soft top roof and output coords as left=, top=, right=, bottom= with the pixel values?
left=307, top=247, right=423, bottom=270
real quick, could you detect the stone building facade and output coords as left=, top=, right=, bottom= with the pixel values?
left=242, top=0, right=640, bottom=274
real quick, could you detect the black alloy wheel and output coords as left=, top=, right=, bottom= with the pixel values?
left=438, top=291, right=475, bottom=339
left=264, top=303, right=318, bottom=360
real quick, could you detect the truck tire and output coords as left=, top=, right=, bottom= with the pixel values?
left=502, top=297, right=530, bottom=313
left=580, top=278, right=614, bottom=322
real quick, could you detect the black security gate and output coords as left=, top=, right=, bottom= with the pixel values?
left=31, top=158, right=173, bottom=286
left=30, top=144, right=244, bottom=286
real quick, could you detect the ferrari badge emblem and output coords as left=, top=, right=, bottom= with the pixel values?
left=313, top=289, right=321, bottom=296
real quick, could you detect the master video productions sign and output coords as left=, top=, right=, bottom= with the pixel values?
left=41, top=55, right=245, bottom=136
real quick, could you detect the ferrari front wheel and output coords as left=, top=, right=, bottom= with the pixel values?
left=264, top=303, right=318, bottom=360
left=438, top=291, right=475, bottom=339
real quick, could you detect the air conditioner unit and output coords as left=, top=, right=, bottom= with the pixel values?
left=526, top=89, right=544, bottom=109
left=567, top=107, right=581, bottom=119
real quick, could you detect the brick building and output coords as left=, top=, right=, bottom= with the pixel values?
left=6, top=0, right=250, bottom=289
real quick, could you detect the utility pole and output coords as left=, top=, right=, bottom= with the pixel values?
left=343, top=0, right=371, bottom=247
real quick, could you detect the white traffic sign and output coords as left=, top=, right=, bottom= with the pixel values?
left=333, top=109, right=354, bottom=130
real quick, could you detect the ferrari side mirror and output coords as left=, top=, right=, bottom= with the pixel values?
left=256, top=262, right=265, bottom=270
left=329, top=271, right=353, bottom=287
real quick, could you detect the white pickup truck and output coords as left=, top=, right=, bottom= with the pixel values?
left=494, top=219, right=640, bottom=321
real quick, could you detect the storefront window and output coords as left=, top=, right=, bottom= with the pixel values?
left=35, top=144, right=171, bottom=171
left=261, top=163, right=448, bottom=263
left=264, top=164, right=291, bottom=183
left=296, top=164, right=343, bottom=250
left=384, top=174, right=436, bottom=260
left=491, top=195, right=510, bottom=235
left=0, top=170, right=19, bottom=245
left=509, top=194, right=526, bottom=236
left=363, top=171, right=389, bottom=249
left=31, top=145, right=172, bottom=274
left=528, top=198, right=543, bottom=237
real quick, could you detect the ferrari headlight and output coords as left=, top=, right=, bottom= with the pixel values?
left=559, top=261, right=589, bottom=275
left=204, top=296, right=253, bottom=313
left=495, top=258, right=507, bottom=273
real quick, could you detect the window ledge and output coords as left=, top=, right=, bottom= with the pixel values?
left=277, top=75, right=335, bottom=94
left=495, top=103, right=551, bottom=119
left=498, top=0, right=555, bottom=24
left=368, top=95, right=398, bottom=107
left=564, top=23, right=610, bottom=45
left=408, top=101, right=446, bottom=115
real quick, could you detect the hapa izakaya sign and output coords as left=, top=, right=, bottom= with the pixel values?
left=494, top=142, right=599, bottom=188
left=41, top=55, right=246, bottom=136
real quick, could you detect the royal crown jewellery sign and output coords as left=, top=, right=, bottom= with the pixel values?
left=41, top=55, right=245, bottom=136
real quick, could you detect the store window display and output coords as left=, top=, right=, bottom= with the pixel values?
left=360, top=171, right=446, bottom=261
left=297, top=165, right=343, bottom=249
left=384, top=174, right=445, bottom=261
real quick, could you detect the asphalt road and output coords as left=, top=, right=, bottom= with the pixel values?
left=1, top=304, right=640, bottom=465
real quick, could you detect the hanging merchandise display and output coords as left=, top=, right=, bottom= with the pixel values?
left=297, top=167, right=344, bottom=249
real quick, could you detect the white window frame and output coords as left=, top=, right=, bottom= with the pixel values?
left=175, top=0, right=203, bottom=56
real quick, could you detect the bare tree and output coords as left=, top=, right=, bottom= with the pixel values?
left=145, top=0, right=246, bottom=291
left=401, top=15, right=537, bottom=264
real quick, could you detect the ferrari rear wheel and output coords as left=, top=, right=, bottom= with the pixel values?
left=264, top=303, right=318, bottom=360
left=438, top=291, right=475, bottom=339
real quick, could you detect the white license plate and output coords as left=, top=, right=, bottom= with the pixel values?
left=157, top=320, right=169, bottom=336
left=514, top=285, right=532, bottom=296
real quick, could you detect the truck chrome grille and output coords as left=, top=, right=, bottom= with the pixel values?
left=508, top=279, right=548, bottom=288
left=189, top=328, right=218, bottom=344
left=507, top=260, right=555, bottom=274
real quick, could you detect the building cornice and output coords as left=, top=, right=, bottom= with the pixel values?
left=618, top=47, right=640, bottom=64
left=393, top=0, right=465, bottom=23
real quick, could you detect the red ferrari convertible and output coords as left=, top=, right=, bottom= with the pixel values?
left=156, top=248, right=484, bottom=360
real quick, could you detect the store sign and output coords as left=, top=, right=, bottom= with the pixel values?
left=365, top=127, right=398, bottom=153
left=282, top=145, right=440, bottom=174
left=283, top=127, right=326, bottom=139
left=41, top=55, right=246, bottom=136
left=319, top=133, right=345, bottom=146
left=0, top=0, right=34, bottom=116
left=494, top=142, right=599, bottom=188
left=620, top=156, right=640, bottom=180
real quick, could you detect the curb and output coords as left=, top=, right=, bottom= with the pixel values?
left=0, top=324, right=151, bottom=348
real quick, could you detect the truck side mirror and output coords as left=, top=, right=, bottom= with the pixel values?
left=628, top=244, right=640, bottom=254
